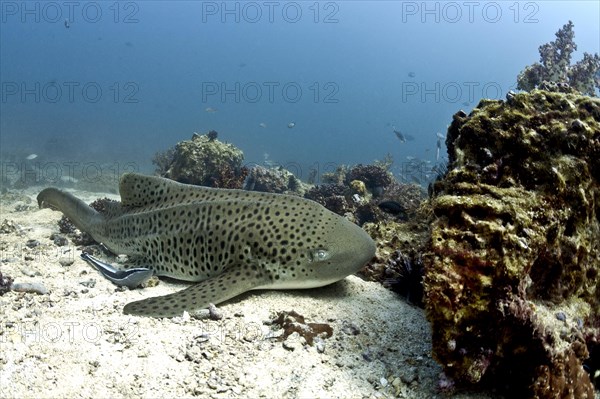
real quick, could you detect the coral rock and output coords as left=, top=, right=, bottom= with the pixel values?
left=346, top=164, right=393, bottom=196
left=153, top=132, right=246, bottom=188
left=424, top=90, right=600, bottom=397
left=243, top=165, right=307, bottom=196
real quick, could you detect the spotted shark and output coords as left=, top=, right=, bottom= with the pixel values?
left=37, top=173, right=376, bottom=317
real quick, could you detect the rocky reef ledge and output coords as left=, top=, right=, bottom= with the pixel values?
left=424, top=90, right=600, bottom=397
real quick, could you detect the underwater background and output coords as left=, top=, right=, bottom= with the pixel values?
left=1, top=1, right=599, bottom=186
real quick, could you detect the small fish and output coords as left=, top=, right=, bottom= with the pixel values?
left=408, top=72, right=416, bottom=78
left=436, top=136, right=442, bottom=161
left=393, top=127, right=406, bottom=143
left=436, top=132, right=445, bottom=139
left=259, top=122, right=267, bottom=128
left=64, top=19, right=70, bottom=29
left=26, top=154, right=38, bottom=160
left=378, top=201, right=409, bottom=221
left=205, top=107, right=218, bottom=113
left=394, top=131, right=405, bottom=143
left=287, top=122, right=296, bottom=128
left=378, top=200, right=405, bottom=214
left=462, top=101, right=470, bottom=106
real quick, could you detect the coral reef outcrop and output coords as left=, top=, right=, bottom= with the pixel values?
left=243, top=165, right=307, bottom=196
left=424, top=90, right=600, bottom=397
left=346, top=164, right=393, bottom=196
left=305, top=164, right=424, bottom=225
left=153, top=132, right=247, bottom=188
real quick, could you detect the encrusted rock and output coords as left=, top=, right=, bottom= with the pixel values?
left=270, top=310, right=333, bottom=346
left=0, top=271, right=14, bottom=295
left=25, top=239, right=40, bottom=248
left=346, top=164, right=393, bottom=196
left=153, top=132, right=247, bottom=188
left=243, top=165, right=307, bottom=196
left=50, top=233, right=68, bottom=246
left=424, top=90, right=600, bottom=397
left=59, top=256, right=75, bottom=267
left=0, top=219, right=20, bottom=235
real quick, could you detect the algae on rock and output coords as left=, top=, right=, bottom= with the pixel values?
left=424, top=90, right=600, bottom=397
left=153, top=132, right=247, bottom=188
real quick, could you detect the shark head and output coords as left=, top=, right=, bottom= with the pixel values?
left=255, top=205, right=376, bottom=290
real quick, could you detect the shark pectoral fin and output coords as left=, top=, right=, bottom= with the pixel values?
left=123, top=268, right=264, bottom=318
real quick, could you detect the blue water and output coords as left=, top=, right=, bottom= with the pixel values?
left=1, top=1, right=599, bottom=185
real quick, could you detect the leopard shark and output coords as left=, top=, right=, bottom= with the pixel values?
left=37, top=173, right=376, bottom=317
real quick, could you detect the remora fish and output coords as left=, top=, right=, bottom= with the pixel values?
left=37, top=173, right=376, bottom=317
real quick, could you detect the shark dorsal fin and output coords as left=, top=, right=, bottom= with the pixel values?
left=119, top=173, right=215, bottom=208
left=119, top=172, right=316, bottom=211
left=119, top=172, right=270, bottom=210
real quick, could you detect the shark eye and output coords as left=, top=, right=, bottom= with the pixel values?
left=310, top=248, right=329, bottom=262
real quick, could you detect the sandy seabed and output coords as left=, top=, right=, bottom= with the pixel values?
left=1, top=187, right=506, bottom=399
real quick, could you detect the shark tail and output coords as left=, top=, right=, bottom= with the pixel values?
left=37, top=188, right=103, bottom=233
